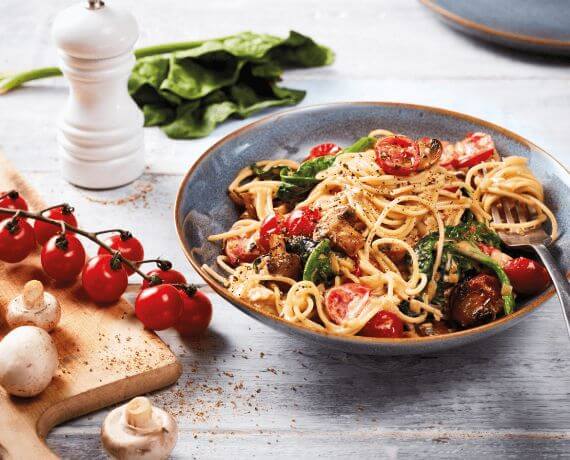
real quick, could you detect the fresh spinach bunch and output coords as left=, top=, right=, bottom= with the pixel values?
left=277, top=155, right=336, bottom=202
left=128, top=31, right=334, bottom=139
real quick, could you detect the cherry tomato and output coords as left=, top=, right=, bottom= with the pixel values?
left=225, top=234, right=261, bottom=266
left=325, top=283, right=371, bottom=324
left=142, top=267, right=187, bottom=289
left=258, top=213, right=283, bottom=252
left=135, top=284, right=183, bottom=331
left=98, top=232, right=144, bottom=275
left=82, top=254, right=128, bottom=304
left=175, top=288, right=212, bottom=336
left=375, top=136, right=421, bottom=176
left=34, top=205, right=78, bottom=246
left=0, top=191, right=28, bottom=221
left=0, top=218, right=36, bottom=263
left=360, top=310, right=404, bottom=338
left=41, top=233, right=86, bottom=282
left=441, top=132, right=495, bottom=169
left=306, top=143, right=341, bottom=160
left=504, top=257, right=550, bottom=295
left=284, top=206, right=320, bottom=237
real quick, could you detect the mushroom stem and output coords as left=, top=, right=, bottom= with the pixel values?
left=22, top=280, right=45, bottom=311
left=125, top=397, right=153, bottom=429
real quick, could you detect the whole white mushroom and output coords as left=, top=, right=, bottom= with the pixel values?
left=0, top=325, right=58, bottom=397
left=6, top=280, right=61, bottom=332
left=101, top=397, right=178, bottom=460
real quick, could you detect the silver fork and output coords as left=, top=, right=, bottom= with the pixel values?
left=491, top=199, right=570, bottom=337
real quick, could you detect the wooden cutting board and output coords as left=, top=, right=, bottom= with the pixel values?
left=0, top=154, right=182, bottom=459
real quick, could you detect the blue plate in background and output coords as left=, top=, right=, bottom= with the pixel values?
left=421, top=0, right=570, bottom=56
left=175, top=102, right=569, bottom=355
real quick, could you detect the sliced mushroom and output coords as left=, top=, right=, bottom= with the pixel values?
left=101, top=397, right=178, bottom=460
left=6, top=280, right=61, bottom=332
left=449, top=274, right=504, bottom=328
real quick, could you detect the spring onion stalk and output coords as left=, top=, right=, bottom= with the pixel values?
left=0, top=38, right=233, bottom=95
left=453, top=241, right=515, bottom=315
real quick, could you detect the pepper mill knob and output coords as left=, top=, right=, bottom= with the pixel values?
left=52, top=0, right=144, bottom=189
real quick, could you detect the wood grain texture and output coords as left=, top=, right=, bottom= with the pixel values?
left=0, top=0, right=569, bottom=458
left=0, top=154, right=181, bottom=459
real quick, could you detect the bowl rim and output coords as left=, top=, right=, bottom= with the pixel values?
left=174, top=101, right=567, bottom=346
left=420, top=0, right=570, bottom=49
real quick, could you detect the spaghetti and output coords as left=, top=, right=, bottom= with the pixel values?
left=205, top=131, right=556, bottom=338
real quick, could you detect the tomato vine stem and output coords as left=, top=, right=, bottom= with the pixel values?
left=0, top=205, right=154, bottom=281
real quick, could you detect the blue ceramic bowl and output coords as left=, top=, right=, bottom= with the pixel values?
left=421, top=0, right=570, bottom=56
left=175, top=103, right=569, bottom=355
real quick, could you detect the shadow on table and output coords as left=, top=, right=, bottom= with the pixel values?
left=286, top=312, right=566, bottom=433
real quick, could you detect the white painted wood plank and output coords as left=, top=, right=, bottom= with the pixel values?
left=2, top=0, right=570, bottom=80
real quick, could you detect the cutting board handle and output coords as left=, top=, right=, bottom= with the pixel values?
left=0, top=414, right=58, bottom=460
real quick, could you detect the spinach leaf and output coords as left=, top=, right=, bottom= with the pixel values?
left=415, top=213, right=502, bottom=276
left=276, top=155, right=336, bottom=202
left=414, top=213, right=503, bottom=306
left=302, top=239, right=336, bottom=285
left=250, top=163, right=285, bottom=180
left=286, top=236, right=319, bottom=263
left=129, top=31, right=334, bottom=139
left=343, top=136, right=377, bottom=153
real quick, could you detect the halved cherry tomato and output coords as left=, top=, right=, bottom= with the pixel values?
left=360, top=310, right=404, bottom=338
left=284, top=206, right=320, bottom=237
left=258, top=214, right=283, bottom=252
left=441, top=132, right=495, bottom=169
left=375, top=136, right=420, bottom=176
left=98, top=232, right=144, bottom=275
left=0, top=218, right=36, bottom=263
left=0, top=191, right=28, bottom=221
left=225, top=235, right=261, bottom=266
left=34, top=205, right=78, bottom=246
left=175, top=288, right=212, bottom=336
left=306, top=143, right=341, bottom=160
left=504, top=257, right=550, bottom=295
left=325, top=283, right=371, bottom=324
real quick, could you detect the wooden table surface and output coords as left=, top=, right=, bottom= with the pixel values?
left=1, top=0, right=570, bottom=458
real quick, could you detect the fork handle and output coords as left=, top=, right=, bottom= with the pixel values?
left=532, top=243, right=570, bottom=338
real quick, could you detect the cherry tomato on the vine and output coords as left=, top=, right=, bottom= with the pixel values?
left=135, top=284, right=183, bottom=331
left=324, top=283, right=371, bottom=325
left=34, top=205, right=78, bottom=246
left=142, top=267, right=187, bottom=289
left=99, top=232, right=144, bottom=275
left=258, top=213, right=283, bottom=252
left=41, top=233, right=86, bottom=282
left=375, top=136, right=421, bottom=176
left=504, top=257, right=550, bottom=295
left=306, top=143, right=341, bottom=161
left=0, top=191, right=28, bottom=221
left=359, top=310, right=404, bottom=338
left=0, top=218, right=36, bottom=263
left=175, top=287, right=212, bottom=336
left=82, top=254, right=128, bottom=304
left=284, top=206, right=320, bottom=237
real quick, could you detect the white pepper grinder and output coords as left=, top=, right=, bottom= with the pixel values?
left=52, top=0, right=144, bottom=189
